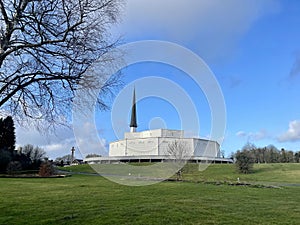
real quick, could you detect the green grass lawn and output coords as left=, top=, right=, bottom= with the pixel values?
left=60, top=163, right=300, bottom=184
left=182, top=163, right=300, bottom=184
left=1, top=163, right=300, bottom=224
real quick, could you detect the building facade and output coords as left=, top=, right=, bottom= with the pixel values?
left=84, top=88, right=232, bottom=164
left=109, top=129, right=220, bottom=158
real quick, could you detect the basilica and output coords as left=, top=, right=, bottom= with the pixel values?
left=84, top=89, right=232, bottom=164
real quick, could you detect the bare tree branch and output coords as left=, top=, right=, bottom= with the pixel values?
left=167, top=140, right=190, bottom=163
left=0, top=1, right=10, bottom=26
left=0, top=0, right=124, bottom=130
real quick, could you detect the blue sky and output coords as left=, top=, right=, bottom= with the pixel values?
left=16, top=0, right=300, bottom=159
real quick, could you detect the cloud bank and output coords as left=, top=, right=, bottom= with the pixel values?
left=120, top=0, right=280, bottom=62
left=16, top=122, right=108, bottom=160
left=236, top=129, right=268, bottom=141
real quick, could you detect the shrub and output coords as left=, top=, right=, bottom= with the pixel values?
left=0, top=149, right=12, bottom=172
left=39, top=162, right=55, bottom=177
left=6, top=161, right=22, bottom=175
left=235, top=150, right=254, bottom=174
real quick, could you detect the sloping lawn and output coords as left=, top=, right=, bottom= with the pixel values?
left=1, top=164, right=300, bottom=225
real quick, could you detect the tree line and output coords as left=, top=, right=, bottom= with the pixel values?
left=234, top=143, right=300, bottom=164
left=233, top=143, right=300, bottom=174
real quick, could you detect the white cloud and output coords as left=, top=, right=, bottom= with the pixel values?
left=277, top=120, right=300, bottom=142
left=119, top=0, right=280, bottom=62
left=236, top=131, right=247, bottom=137
left=41, top=138, right=77, bottom=159
left=72, top=121, right=109, bottom=157
left=16, top=122, right=108, bottom=160
left=250, top=130, right=268, bottom=141
left=236, top=129, right=268, bottom=141
left=16, top=126, right=77, bottom=159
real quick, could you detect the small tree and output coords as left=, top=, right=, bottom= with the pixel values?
left=22, top=144, right=46, bottom=169
left=295, top=152, right=300, bottom=163
left=167, top=140, right=190, bottom=180
left=235, top=150, right=254, bottom=174
left=280, top=148, right=287, bottom=163
left=167, top=140, right=190, bottom=163
left=39, top=162, right=55, bottom=177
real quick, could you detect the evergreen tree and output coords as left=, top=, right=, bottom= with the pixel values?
left=1, top=116, right=16, bottom=152
left=235, top=150, right=254, bottom=174
left=0, top=149, right=12, bottom=172
left=0, top=116, right=16, bottom=172
left=0, top=117, right=3, bottom=147
left=295, top=152, right=300, bottom=163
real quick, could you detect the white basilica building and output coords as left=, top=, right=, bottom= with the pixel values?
left=109, top=128, right=221, bottom=159
left=85, top=89, right=232, bottom=164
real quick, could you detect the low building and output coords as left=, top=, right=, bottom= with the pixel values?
left=84, top=89, right=232, bottom=164
left=109, top=128, right=220, bottom=158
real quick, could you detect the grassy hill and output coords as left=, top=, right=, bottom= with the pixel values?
left=1, top=163, right=299, bottom=224
left=60, top=163, right=300, bottom=184
left=183, top=163, right=300, bottom=184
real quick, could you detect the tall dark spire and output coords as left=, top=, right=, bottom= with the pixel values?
left=130, top=88, right=137, bottom=132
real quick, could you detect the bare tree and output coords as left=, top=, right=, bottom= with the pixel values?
left=167, top=140, right=191, bottom=180
left=22, top=144, right=46, bottom=162
left=0, top=0, right=123, bottom=129
left=167, top=140, right=190, bottom=163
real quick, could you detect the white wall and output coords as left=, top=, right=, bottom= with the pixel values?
left=109, top=140, right=126, bottom=156
left=124, top=129, right=184, bottom=140
left=193, top=139, right=220, bottom=157
left=157, top=138, right=193, bottom=157
left=109, top=129, right=220, bottom=158
left=161, top=130, right=184, bottom=138
left=126, top=138, right=158, bottom=156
